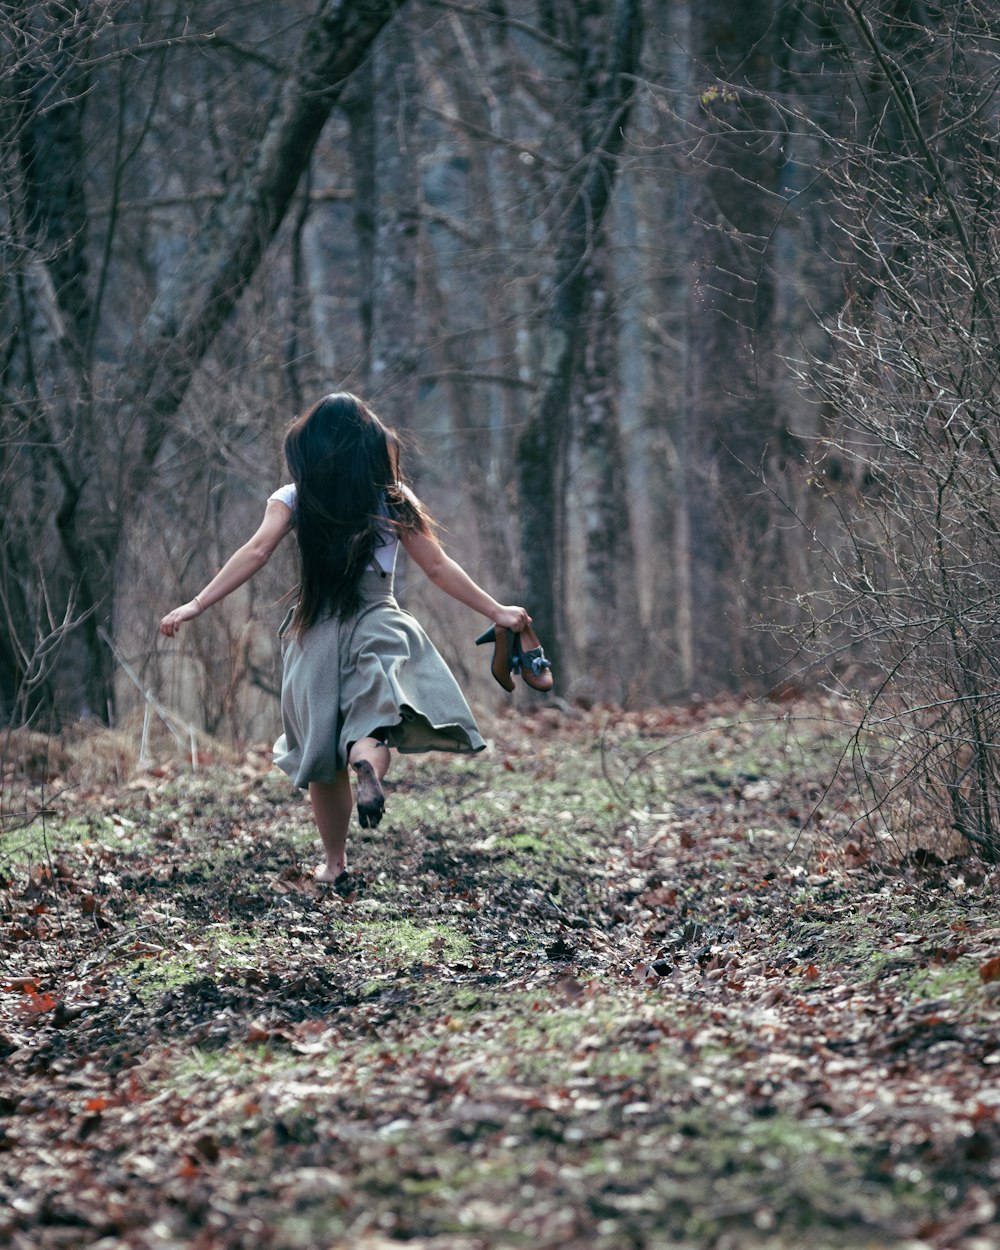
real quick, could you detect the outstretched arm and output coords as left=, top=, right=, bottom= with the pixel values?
left=401, top=528, right=529, bottom=632
left=159, top=498, right=294, bottom=637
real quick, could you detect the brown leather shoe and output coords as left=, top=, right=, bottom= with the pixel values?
left=475, top=625, right=516, bottom=692
left=514, top=626, right=553, bottom=692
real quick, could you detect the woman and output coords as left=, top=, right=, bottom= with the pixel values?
left=160, top=393, right=534, bottom=886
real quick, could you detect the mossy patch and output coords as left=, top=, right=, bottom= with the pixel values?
left=342, top=918, right=471, bottom=966
left=903, top=959, right=984, bottom=1002
left=121, top=928, right=321, bottom=1005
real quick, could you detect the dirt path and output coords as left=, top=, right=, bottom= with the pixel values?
left=2, top=701, right=998, bottom=1249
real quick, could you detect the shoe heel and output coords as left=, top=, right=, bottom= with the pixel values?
left=475, top=626, right=496, bottom=646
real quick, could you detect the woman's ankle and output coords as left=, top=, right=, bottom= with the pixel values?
left=316, top=859, right=347, bottom=882
left=348, top=736, right=391, bottom=778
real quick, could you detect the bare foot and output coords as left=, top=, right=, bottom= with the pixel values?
left=315, top=863, right=347, bottom=884
left=352, top=759, right=385, bottom=828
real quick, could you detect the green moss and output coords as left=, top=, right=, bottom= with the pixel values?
left=507, top=832, right=548, bottom=853
left=0, top=813, right=108, bottom=867
left=123, top=949, right=208, bottom=1003
left=903, top=960, right=983, bottom=1001
left=169, top=1043, right=291, bottom=1081
left=346, top=918, right=471, bottom=965
left=121, top=928, right=318, bottom=1004
left=450, top=987, right=484, bottom=1012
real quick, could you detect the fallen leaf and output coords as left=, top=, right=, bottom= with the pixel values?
left=980, top=955, right=1000, bottom=983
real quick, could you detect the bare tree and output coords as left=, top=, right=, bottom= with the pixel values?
left=785, top=0, right=1000, bottom=860
left=0, top=0, right=404, bottom=724
left=515, top=0, right=642, bottom=678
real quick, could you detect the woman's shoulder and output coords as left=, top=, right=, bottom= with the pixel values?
left=269, top=483, right=296, bottom=509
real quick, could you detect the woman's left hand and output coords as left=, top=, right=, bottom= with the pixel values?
left=159, top=600, right=204, bottom=637
left=493, top=605, right=530, bottom=632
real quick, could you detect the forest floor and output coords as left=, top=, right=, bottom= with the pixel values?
left=1, top=697, right=999, bottom=1250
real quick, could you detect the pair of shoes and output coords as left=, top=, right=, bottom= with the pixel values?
left=475, top=624, right=554, bottom=693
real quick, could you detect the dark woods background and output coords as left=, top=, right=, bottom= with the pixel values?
left=3, top=0, right=1000, bottom=857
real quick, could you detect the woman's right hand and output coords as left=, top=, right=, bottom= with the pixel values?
left=159, top=599, right=204, bottom=638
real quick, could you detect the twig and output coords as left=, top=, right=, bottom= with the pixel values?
left=98, top=629, right=199, bottom=770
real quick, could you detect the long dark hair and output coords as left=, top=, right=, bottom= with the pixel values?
left=284, top=393, right=427, bottom=632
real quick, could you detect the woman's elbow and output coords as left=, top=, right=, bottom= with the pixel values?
left=421, top=553, right=449, bottom=584
left=245, top=540, right=277, bottom=568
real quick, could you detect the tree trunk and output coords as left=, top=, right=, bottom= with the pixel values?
left=344, top=63, right=377, bottom=380
left=367, top=9, right=420, bottom=428
left=2, top=0, right=103, bottom=720
left=515, top=0, right=641, bottom=683
left=574, top=239, right=639, bottom=705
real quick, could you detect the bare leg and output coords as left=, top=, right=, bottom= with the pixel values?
left=309, top=771, right=353, bottom=882
left=348, top=736, right=390, bottom=828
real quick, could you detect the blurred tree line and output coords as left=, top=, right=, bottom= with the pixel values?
left=2, top=0, right=999, bottom=856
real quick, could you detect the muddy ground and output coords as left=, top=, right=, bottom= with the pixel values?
left=2, top=699, right=998, bottom=1249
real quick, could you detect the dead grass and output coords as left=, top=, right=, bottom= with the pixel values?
left=0, top=717, right=244, bottom=825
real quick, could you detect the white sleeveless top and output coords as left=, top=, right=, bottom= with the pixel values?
left=269, top=483, right=399, bottom=574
